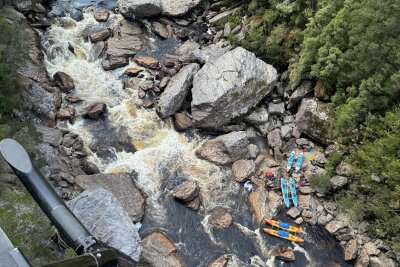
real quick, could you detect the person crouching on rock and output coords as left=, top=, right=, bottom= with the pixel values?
left=113, top=23, right=122, bottom=39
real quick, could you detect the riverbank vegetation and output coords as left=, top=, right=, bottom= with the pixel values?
left=224, top=0, right=400, bottom=255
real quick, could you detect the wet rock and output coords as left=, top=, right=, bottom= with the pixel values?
left=156, top=63, right=199, bottom=118
left=232, top=159, right=255, bottom=182
left=85, top=103, right=107, bottom=119
left=191, top=44, right=229, bottom=64
left=267, top=129, right=282, bottom=149
left=173, top=112, right=193, bottom=131
left=208, top=207, right=233, bottom=229
left=160, top=0, right=202, bottom=17
left=159, top=76, right=170, bottom=89
left=336, top=162, right=353, bottom=177
left=248, top=188, right=281, bottom=225
left=172, top=180, right=199, bottom=202
left=207, top=255, right=229, bottom=267
left=102, top=57, right=129, bottom=70
left=152, top=21, right=169, bottom=39
left=56, top=108, right=75, bottom=120
left=275, top=247, right=295, bottom=262
left=75, top=173, right=145, bottom=222
left=317, top=213, right=333, bottom=226
left=94, top=9, right=110, bottom=22
left=81, top=158, right=100, bottom=175
left=268, top=102, right=285, bottom=116
left=68, top=188, right=142, bottom=261
left=118, top=0, right=162, bottom=18
left=163, top=54, right=179, bottom=68
left=192, top=47, right=278, bottom=129
left=134, top=55, right=159, bottom=69
left=245, top=106, right=269, bottom=125
left=330, top=175, right=348, bottom=190
left=288, top=80, right=313, bottom=109
left=287, top=207, right=301, bottom=219
left=295, top=98, right=332, bottom=145
left=325, top=220, right=348, bottom=235
left=176, top=40, right=200, bottom=58
left=89, top=28, right=111, bottom=43
left=35, top=125, right=62, bottom=147
left=140, top=98, right=156, bottom=108
left=53, top=71, right=75, bottom=93
left=345, top=239, right=358, bottom=261
left=196, top=131, right=249, bottom=165
left=186, top=197, right=200, bottom=211
left=106, top=23, right=143, bottom=58
left=124, top=67, right=145, bottom=76
left=47, top=1, right=83, bottom=21
left=142, top=232, right=184, bottom=267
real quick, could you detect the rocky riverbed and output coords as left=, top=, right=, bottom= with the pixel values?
left=0, top=0, right=397, bottom=266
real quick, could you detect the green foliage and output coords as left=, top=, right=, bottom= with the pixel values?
left=310, top=174, right=331, bottom=194
left=0, top=14, right=28, bottom=114
left=325, top=151, right=343, bottom=174
left=0, top=182, right=56, bottom=266
left=289, top=0, right=400, bottom=138
left=339, top=108, right=400, bottom=252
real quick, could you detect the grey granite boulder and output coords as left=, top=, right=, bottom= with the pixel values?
left=191, top=47, right=278, bottom=129
left=118, top=0, right=161, bottom=18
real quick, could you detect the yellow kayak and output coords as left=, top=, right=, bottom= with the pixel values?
left=263, top=228, right=304, bottom=243
left=266, top=219, right=303, bottom=234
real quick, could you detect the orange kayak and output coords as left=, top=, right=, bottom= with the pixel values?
left=266, top=219, right=303, bottom=234
left=263, top=228, right=304, bottom=243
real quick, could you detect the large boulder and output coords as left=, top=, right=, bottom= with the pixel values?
left=106, top=23, right=143, bottom=58
left=325, top=220, right=348, bottom=235
left=330, top=175, right=348, bottom=190
left=245, top=106, right=269, bottom=125
left=160, top=0, right=202, bottom=17
left=288, top=80, right=313, bottom=109
left=53, top=71, right=75, bottom=93
left=274, top=247, right=295, bottom=262
left=68, top=188, right=142, bottom=261
left=35, top=125, right=63, bottom=147
left=248, top=188, right=281, bottom=225
left=75, top=173, right=145, bottom=222
left=231, top=159, right=255, bottom=182
left=295, top=98, right=332, bottom=145
left=208, top=207, right=233, bottom=229
left=172, top=180, right=199, bottom=202
left=156, top=63, right=199, bottom=118
left=191, top=44, right=229, bottom=64
left=89, top=29, right=111, bottom=43
left=207, top=255, right=229, bottom=267
left=196, top=131, right=249, bottom=165
left=117, top=0, right=162, bottom=18
left=191, top=47, right=278, bottom=129
left=141, top=232, right=184, bottom=267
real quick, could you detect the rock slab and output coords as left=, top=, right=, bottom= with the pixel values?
left=75, top=173, right=145, bottom=222
left=156, top=63, right=199, bottom=118
left=68, top=188, right=142, bottom=261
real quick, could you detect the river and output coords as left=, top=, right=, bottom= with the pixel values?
left=42, top=1, right=350, bottom=266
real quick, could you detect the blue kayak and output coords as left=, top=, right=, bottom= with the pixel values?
left=295, top=152, right=304, bottom=173
left=289, top=177, right=298, bottom=207
left=281, top=177, right=290, bottom=208
left=286, top=151, right=296, bottom=172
